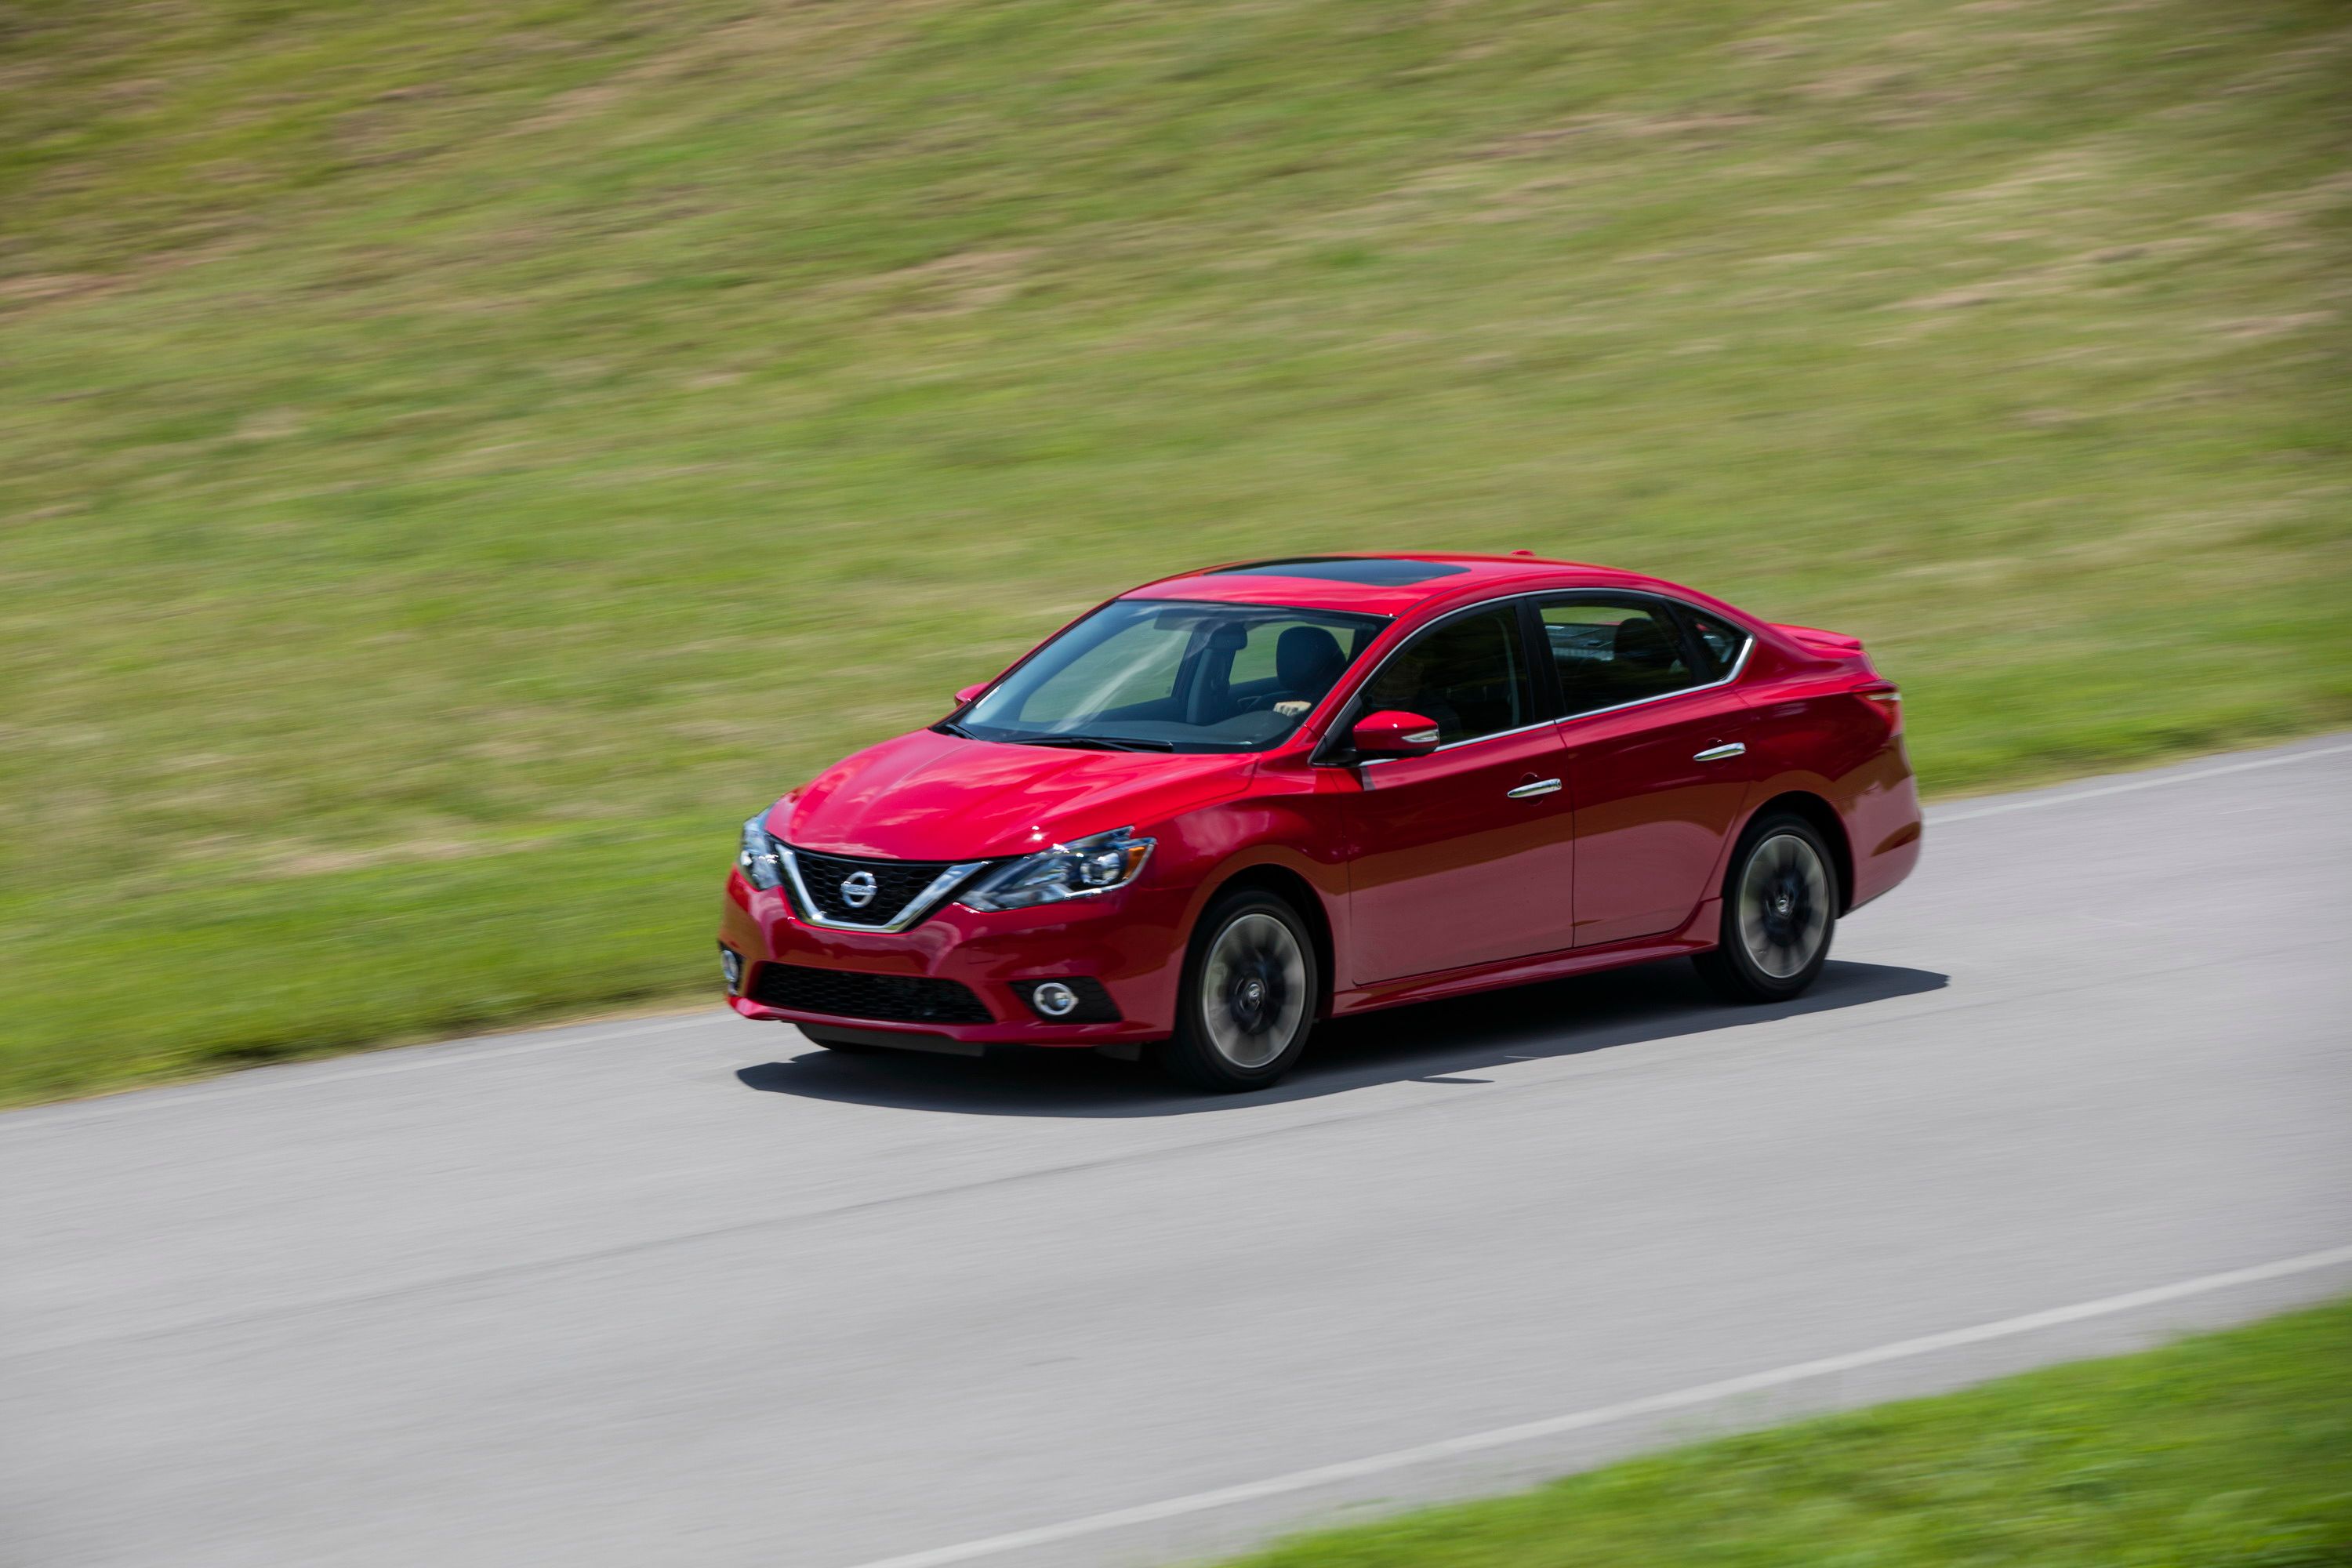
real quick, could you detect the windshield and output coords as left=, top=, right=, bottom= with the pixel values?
left=948, top=600, right=1388, bottom=753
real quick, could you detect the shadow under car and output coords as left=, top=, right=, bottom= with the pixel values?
left=733, top=957, right=1948, bottom=1119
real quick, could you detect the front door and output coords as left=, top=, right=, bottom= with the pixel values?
left=1341, top=604, right=1579, bottom=982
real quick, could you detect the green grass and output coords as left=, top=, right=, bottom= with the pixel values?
left=2, top=0, right=2347, bottom=1103
left=1219, top=1298, right=2352, bottom=1568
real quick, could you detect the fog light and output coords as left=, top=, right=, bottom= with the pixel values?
left=720, top=946, right=744, bottom=993
left=1012, top=976, right=1119, bottom=1022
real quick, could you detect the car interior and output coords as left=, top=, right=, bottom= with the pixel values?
left=1545, top=605, right=1700, bottom=715
left=1118, top=619, right=1370, bottom=741
left=998, top=608, right=1384, bottom=749
left=973, top=597, right=1726, bottom=753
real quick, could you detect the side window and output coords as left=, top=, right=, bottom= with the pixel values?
left=1358, top=606, right=1536, bottom=746
left=1538, top=601, right=1700, bottom=717
left=1681, top=610, right=1748, bottom=681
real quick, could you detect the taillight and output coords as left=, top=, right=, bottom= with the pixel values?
left=1860, top=686, right=1903, bottom=736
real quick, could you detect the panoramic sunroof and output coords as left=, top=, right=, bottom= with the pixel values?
left=1207, top=557, right=1470, bottom=586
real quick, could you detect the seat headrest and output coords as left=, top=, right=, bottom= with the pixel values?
left=1205, top=622, right=1250, bottom=653
left=1276, top=625, right=1347, bottom=697
left=1613, top=615, right=1679, bottom=672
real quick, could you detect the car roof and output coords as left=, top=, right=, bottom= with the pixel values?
left=1120, top=554, right=1667, bottom=617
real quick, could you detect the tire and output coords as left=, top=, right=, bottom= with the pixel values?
left=1693, top=811, right=1838, bottom=1003
left=1160, top=889, right=1319, bottom=1092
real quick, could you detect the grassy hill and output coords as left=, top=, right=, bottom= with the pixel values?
left=2, top=0, right=2347, bottom=1102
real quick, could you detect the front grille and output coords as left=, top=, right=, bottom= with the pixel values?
left=748, top=963, right=994, bottom=1025
left=787, top=846, right=966, bottom=927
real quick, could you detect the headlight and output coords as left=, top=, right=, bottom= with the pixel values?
left=956, top=826, right=1154, bottom=912
left=738, top=810, right=787, bottom=891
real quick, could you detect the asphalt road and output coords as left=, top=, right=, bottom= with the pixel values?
left=5, top=737, right=2350, bottom=1568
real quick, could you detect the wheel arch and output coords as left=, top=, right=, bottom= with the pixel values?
left=1741, top=789, right=1857, bottom=914
left=1198, top=862, right=1338, bottom=1022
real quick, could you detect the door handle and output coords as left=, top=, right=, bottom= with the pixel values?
left=1693, top=742, right=1746, bottom=763
left=1506, top=777, right=1563, bottom=799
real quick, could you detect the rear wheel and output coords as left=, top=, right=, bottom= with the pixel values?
left=1694, top=812, right=1837, bottom=1003
left=1160, top=890, right=1319, bottom=1091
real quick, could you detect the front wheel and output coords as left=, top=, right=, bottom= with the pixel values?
left=1160, top=891, right=1319, bottom=1091
left=1693, top=813, right=1837, bottom=1003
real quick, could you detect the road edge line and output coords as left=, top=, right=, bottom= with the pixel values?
left=840, top=1243, right=2352, bottom=1568
left=1930, top=739, right=2352, bottom=825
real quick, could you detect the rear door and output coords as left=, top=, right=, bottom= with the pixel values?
left=1338, top=602, right=1578, bottom=982
left=1534, top=597, right=1760, bottom=948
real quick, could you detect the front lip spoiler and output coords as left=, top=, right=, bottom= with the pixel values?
left=795, top=1023, right=984, bottom=1056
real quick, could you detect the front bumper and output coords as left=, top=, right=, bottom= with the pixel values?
left=717, top=869, right=1190, bottom=1046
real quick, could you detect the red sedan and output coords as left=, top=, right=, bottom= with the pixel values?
left=720, top=554, right=1920, bottom=1090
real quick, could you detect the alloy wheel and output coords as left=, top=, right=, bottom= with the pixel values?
left=1198, top=911, right=1307, bottom=1069
left=1737, top=830, right=1831, bottom=980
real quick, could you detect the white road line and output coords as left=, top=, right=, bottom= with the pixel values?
left=1930, top=740, right=2352, bottom=825
left=839, top=1243, right=2352, bottom=1568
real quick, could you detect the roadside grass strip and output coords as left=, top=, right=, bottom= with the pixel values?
left=1222, top=1297, right=2352, bottom=1568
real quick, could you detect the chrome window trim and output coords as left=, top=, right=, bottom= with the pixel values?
left=1343, top=590, right=1755, bottom=765
left=1548, top=628, right=1755, bottom=731
left=778, top=848, right=988, bottom=933
left=1425, top=716, right=1558, bottom=754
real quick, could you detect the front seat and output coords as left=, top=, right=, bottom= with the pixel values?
left=1275, top=625, right=1348, bottom=710
left=1612, top=615, right=1683, bottom=699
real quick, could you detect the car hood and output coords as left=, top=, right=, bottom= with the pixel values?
left=770, top=728, right=1255, bottom=862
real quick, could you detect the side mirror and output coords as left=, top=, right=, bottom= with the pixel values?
left=1351, top=710, right=1443, bottom=757
left=953, top=683, right=989, bottom=706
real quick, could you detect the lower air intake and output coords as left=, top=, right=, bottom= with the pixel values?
left=748, top=964, right=993, bottom=1025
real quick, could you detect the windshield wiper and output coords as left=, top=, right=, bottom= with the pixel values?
left=1008, top=734, right=1176, bottom=753
left=935, top=720, right=976, bottom=739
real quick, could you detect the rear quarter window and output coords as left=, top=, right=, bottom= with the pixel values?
left=1681, top=610, right=1748, bottom=681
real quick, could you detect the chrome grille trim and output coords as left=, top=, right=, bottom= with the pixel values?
left=778, top=849, right=989, bottom=933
